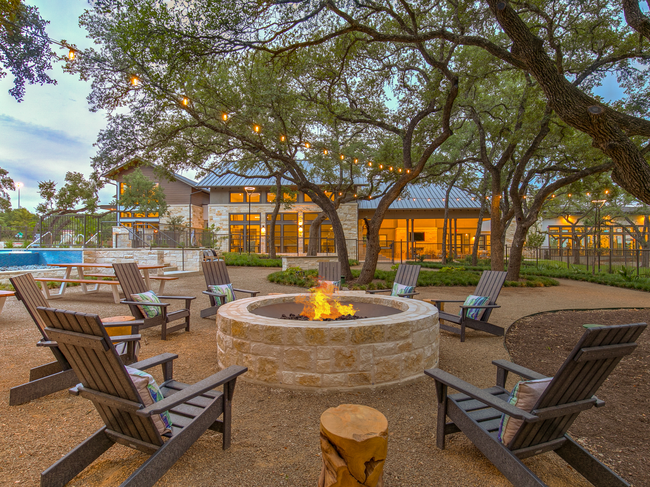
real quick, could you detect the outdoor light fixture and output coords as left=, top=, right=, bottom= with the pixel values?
left=398, top=168, right=402, bottom=173
left=368, top=162, right=373, bottom=167
left=131, top=76, right=139, bottom=86
left=222, top=113, right=229, bottom=121
left=253, top=125, right=261, bottom=133
left=181, top=97, right=189, bottom=106
left=280, top=135, right=286, bottom=142
left=305, top=142, right=311, bottom=149
left=354, top=159, right=358, bottom=164
left=68, top=49, right=76, bottom=60
left=15, top=182, right=23, bottom=209
left=379, top=164, right=384, bottom=169
left=389, top=167, right=393, bottom=171
left=340, top=154, right=345, bottom=160
left=406, top=169, right=410, bottom=174
left=323, top=149, right=329, bottom=155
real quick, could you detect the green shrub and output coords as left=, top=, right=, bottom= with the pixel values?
left=223, top=252, right=282, bottom=267
left=5, top=241, right=13, bottom=249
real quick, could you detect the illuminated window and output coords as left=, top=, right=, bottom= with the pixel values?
left=230, top=214, right=244, bottom=221
left=230, top=192, right=244, bottom=203
left=324, top=191, right=334, bottom=200
left=267, top=192, right=276, bottom=203
left=247, top=192, right=260, bottom=203
left=303, top=193, right=313, bottom=202
left=284, top=192, right=297, bottom=202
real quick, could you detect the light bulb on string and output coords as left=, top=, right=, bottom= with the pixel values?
left=389, top=167, right=393, bottom=171
left=181, top=96, right=190, bottom=106
left=222, top=113, right=229, bottom=121
left=68, top=49, right=76, bottom=60
left=406, top=169, right=410, bottom=174
left=323, top=149, right=328, bottom=155
left=305, top=142, right=311, bottom=149
left=340, top=154, right=345, bottom=160
left=379, top=164, right=383, bottom=169
left=354, top=159, right=358, bottom=164
left=398, top=168, right=402, bottom=173
left=280, top=135, right=286, bottom=142
left=131, top=76, right=139, bottom=86
left=368, top=162, right=373, bottom=167
left=253, top=125, right=261, bottom=133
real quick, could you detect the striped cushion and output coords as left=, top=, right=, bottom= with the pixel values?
left=209, top=283, right=236, bottom=303
left=130, top=290, right=162, bottom=318
left=126, top=366, right=172, bottom=435
left=460, top=295, right=490, bottom=320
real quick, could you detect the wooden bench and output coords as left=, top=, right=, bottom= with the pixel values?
left=0, top=290, right=15, bottom=314
left=34, top=277, right=122, bottom=303
left=84, top=274, right=179, bottom=294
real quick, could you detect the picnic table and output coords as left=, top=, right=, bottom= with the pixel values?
left=0, top=290, right=15, bottom=313
left=37, top=263, right=174, bottom=303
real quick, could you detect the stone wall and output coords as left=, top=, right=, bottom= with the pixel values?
left=281, top=255, right=340, bottom=271
left=0, top=267, right=66, bottom=285
left=84, top=248, right=202, bottom=272
left=112, top=226, right=132, bottom=248
left=216, top=293, right=439, bottom=391
left=162, top=204, right=204, bottom=229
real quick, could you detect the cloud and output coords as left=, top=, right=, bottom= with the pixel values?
left=0, top=115, right=86, bottom=147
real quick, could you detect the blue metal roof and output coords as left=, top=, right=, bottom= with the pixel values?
left=359, top=186, right=481, bottom=210
left=197, top=166, right=366, bottom=188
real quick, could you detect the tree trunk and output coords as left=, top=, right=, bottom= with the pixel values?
left=441, top=206, right=449, bottom=264
left=471, top=203, right=486, bottom=266
left=490, top=178, right=505, bottom=271
left=506, top=222, right=531, bottom=281
left=307, top=213, right=326, bottom=256
left=328, top=210, right=352, bottom=280
left=267, top=175, right=282, bottom=259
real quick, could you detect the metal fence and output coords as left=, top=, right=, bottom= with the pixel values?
left=515, top=246, right=650, bottom=275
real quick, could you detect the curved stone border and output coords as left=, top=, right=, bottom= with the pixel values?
left=216, top=292, right=439, bottom=391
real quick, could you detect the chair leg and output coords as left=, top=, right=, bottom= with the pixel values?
left=435, top=381, right=448, bottom=449
left=41, top=427, right=114, bottom=487
left=460, top=319, right=466, bottom=343
left=185, top=314, right=190, bottom=332
left=120, top=399, right=223, bottom=487
left=161, top=322, right=167, bottom=340
left=10, top=368, right=78, bottom=406
left=29, top=361, right=64, bottom=381
left=200, top=306, right=218, bottom=319
left=556, top=436, right=630, bottom=487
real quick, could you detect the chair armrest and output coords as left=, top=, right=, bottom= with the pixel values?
left=459, top=304, right=500, bottom=310
left=365, top=289, right=391, bottom=294
left=426, top=299, right=466, bottom=304
left=129, top=353, right=178, bottom=371
left=202, top=290, right=226, bottom=297
left=232, top=288, right=259, bottom=296
left=492, top=360, right=548, bottom=381
left=103, top=321, right=139, bottom=327
left=108, top=334, right=141, bottom=343
left=157, top=295, right=196, bottom=301
left=137, top=365, right=248, bottom=416
left=120, top=300, right=170, bottom=307
left=37, top=340, right=58, bottom=348
left=398, top=291, right=419, bottom=297
left=425, top=368, right=539, bottom=422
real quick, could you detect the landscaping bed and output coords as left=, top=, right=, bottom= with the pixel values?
left=268, top=267, right=558, bottom=289
left=506, top=308, right=650, bottom=486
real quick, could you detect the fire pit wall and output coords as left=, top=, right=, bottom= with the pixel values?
left=216, top=292, right=439, bottom=391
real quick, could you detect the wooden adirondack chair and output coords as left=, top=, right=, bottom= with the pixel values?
left=8, top=273, right=141, bottom=406
left=425, top=322, right=646, bottom=487
left=113, top=262, right=195, bottom=340
left=425, top=270, right=507, bottom=342
left=365, top=264, right=420, bottom=298
left=37, top=307, right=247, bottom=487
left=318, top=261, right=341, bottom=282
left=200, top=260, right=259, bottom=318
left=202, top=249, right=221, bottom=262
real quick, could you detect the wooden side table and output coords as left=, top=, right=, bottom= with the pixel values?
left=101, top=315, right=136, bottom=336
left=319, top=404, right=388, bottom=487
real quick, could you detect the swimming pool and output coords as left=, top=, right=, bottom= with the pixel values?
left=0, top=249, right=83, bottom=269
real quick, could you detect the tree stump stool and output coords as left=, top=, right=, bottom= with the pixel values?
left=319, top=404, right=388, bottom=487
left=101, top=315, right=136, bottom=337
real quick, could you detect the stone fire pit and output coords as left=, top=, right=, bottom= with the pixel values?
left=216, top=292, right=439, bottom=391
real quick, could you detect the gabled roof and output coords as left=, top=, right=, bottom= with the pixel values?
left=103, top=159, right=206, bottom=191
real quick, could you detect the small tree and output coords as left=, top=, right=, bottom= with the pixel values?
left=119, top=168, right=167, bottom=217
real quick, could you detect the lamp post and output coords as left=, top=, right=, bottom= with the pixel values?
left=244, top=186, right=255, bottom=253
left=592, top=199, right=606, bottom=273
left=14, top=182, right=23, bottom=209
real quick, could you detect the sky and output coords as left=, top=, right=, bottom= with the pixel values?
left=0, top=0, right=629, bottom=213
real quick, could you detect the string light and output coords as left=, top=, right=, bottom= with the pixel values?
left=354, top=159, right=358, bottom=164
left=354, top=194, right=357, bottom=198
left=379, top=164, right=384, bottom=169
left=131, top=76, right=139, bottom=86
left=305, top=142, right=311, bottom=149
left=340, top=154, right=345, bottom=160
left=222, top=113, right=229, bottom=121
left=605, top=189, right=609, bottom=194
left=398, top=168, right=402, bottom=173
left=253, top=125, right=261, bottom=133
left=323, top=149, right=328, bottom=155
left=368, top=162, right=373, bottom=167
left=427, top=198, right=430, bottom=202
left=389, top=166, right=393, bottom=171
left=181, top=96, right=189, bottom=106
left=406, top=169, right=410, bottom=174
left=568, top=194, right=572, bottom=197
left=280, top=135, right=286, bottom=142
left=68, top=49, right=76, bottom=60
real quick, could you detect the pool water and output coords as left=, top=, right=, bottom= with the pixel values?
left=0, top=250, right=83, bottom=269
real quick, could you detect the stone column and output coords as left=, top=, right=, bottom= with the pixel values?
left=112, top=226, right=132, bottom=249
left=319, top=404, right=388, bottom=487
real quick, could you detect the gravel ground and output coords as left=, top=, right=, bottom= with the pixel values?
left=1, top=264, right=648, bottom=486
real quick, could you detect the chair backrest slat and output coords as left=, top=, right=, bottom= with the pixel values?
left=473, top=271, right=507, bottom=322
left=509, top=323, right=646, bottom=451
left=395, top=264, right=421, bottom=287
left=203, top=260, right=231, bottom=286
left=114, top=263, right=149, bottom=295
left=39, top=307, right=162, bottom=446
left=10, top=273, right=50, bottom=340
left=318, top=262, right=341, bottom=282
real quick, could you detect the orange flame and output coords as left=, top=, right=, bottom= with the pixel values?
left=296, top=279, right=357, bottom=320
